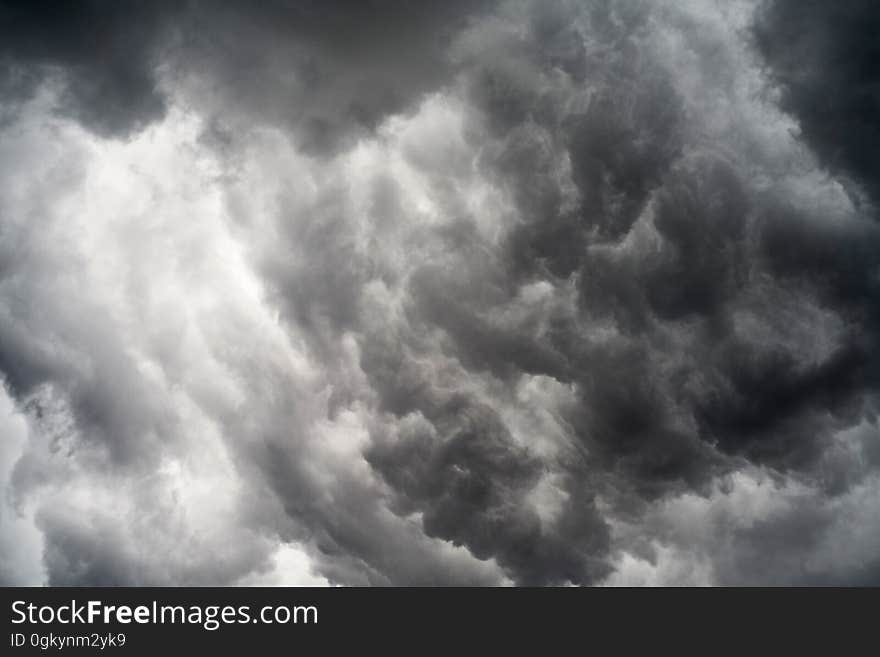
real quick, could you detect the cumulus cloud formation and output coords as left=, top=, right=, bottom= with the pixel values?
left=0, top=0, right=878, bottom=586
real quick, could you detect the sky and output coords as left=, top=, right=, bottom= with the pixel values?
left=0, top=0, right=878, bottom=586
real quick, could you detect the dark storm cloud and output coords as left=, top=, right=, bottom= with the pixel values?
left=367, top=393, right=610, bottom=585
left=454, top=0, right=879, bottom=474
left=348, top=0, right=880, bottom=583
left=0, top=0, right=495, bottom=144
left=229, top=0, right=880, bottom=584
left=0, top=0, right=172, bottom=136
left=174, top=0, right=498, bottom=155
left=1, top=0, right=880, bottom=587
left=750, top=0, right=880, bottom=471
left=755, top=0, right=880, bottom=205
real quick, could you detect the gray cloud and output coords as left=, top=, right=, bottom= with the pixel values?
left=0, top=0, right=878, bottom=586
left=754, top=0, right=880, bottom=205
left=172, top=0, right=499, bottom=155
left=0, top=0, right=172, bottom=136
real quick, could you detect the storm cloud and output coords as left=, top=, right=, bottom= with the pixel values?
left=1, top=0, right=878, bottom=586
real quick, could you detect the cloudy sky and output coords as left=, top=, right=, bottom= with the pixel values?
left=1, top=0, right=878, bottom=586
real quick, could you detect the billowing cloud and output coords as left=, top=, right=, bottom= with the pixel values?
left=0, top=0, right=878, bottom=586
